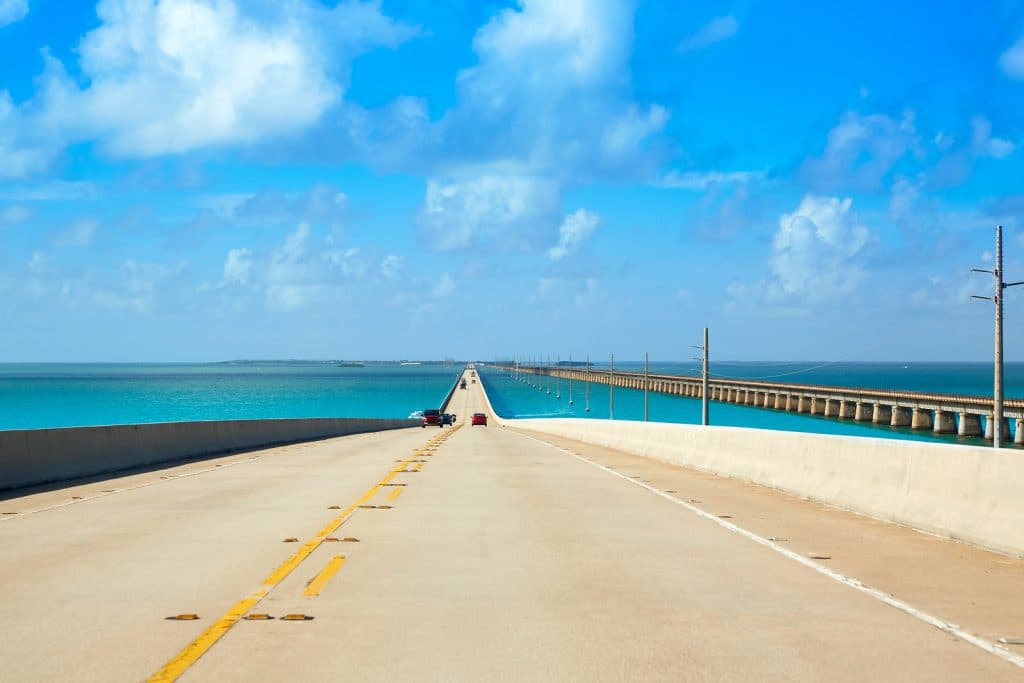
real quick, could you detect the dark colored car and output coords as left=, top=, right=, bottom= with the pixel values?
left=471, top=413, right=487, bottom=426
left=422, top=409, right=442, bottom=428
left=442, top=413, right=456, bottom=426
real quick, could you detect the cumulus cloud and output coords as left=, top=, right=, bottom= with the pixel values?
left=534, top=275, right=600, bottom=307
left=970, top=115, right=1015, bottom=159
left=0, top=91, right=62, bottom=178
left=470, top=0, right=633, bottom=87
left=419, top=173, right=561, bottom=250
left=51, top=218, right=98, bottom=247
left=687, top=178, right=773, bottom=241
left=548, top=209, right=599, bottom=260
left=1000, top=34, right=1024, bottom=79
left=0, top=0, right=417, bottom=176
left=432, top=273, right=454, bottom=298
left=222, top=248, right=252, bottom=286
left=769, top=195, right=872, bottom=300
left=929, top=115, right=1016, bottom=188
left=800, top=110, right=919, bottom=193
left=260, top=222, right=368, bottom=311
left=66, top=0, right=340, bottom=156
left=677, top=15, right=738, bottom=52
left=233, top=183, right=349, bottom=224
left=656, top=170, right=762, bottom=190
left=0, top=0, right=27, bottom=27
left=380, top=254, right=403, bottom=278
left=1, top=205, right=30, bottom=225
left=409, top=1, right=666, bottom=251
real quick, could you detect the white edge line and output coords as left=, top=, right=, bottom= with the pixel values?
left=514, top=430, right=1024, bottom=671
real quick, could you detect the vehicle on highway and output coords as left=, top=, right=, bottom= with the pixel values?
left=442, top=413, right=456, bottom=426
left=460, top=379, right=467, bottom=389
left=421, top=409, right=443, bottom=428
left=471, top=413, right=487, bottom=426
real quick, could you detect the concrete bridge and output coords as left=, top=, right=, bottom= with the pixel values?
left=1, top=368, right=1023, bottom=681
left=509, top=364, right=1024, bottom=443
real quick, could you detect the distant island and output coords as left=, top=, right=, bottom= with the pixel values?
left=212, top=359, right=464, bottom=366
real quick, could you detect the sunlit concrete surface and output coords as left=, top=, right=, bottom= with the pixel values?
left=1, top=370, right=1022, bottom=681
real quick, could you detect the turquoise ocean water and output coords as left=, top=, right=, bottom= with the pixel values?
left=480, top=362, right=1024, bottom=448
left=0, top=363, right=461, bottom=430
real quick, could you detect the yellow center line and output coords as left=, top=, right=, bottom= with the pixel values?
left=147, top=438, right=438, bottom=683
left=303, top=555, right=347, bottom=597
left=386, top=487, right=403, bottom=501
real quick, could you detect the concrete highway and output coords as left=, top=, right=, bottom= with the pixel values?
left=1, top=369, right=1022, bottom=681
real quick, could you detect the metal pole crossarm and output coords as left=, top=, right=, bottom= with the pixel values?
left=971, top=225, right=1010, bottom=449
left=702, top=327, right=710, bottom=427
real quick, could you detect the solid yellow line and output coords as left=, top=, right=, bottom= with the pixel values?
left=303, top=555, right=346, bottom=597
left=387, top=487, right=403, bottom=501
left=148, top=452, right=419, bottom=682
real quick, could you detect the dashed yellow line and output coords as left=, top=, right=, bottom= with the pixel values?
left=148, top=431, right=454, bottom=682
left=303, top=555, right=346, bottom=597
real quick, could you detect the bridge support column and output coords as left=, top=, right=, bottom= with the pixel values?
left=984, top=416, right=1011, bottom=441
left=824, top=399, right=839, bottom=417
left=797, top=396, right=810, bottom=413
left=1016, top=419, right=1024, bottom=445
left=763, top=393, right=773, bottom=409
left=839, top=400, right=855, bottom=418
left=911, top=408, right=933, bottom=430
left=811, top=398, right=826, bottom=415
left=890, top=407, right=911, bottom=427
left=958, top=413, right=982, bottom=437
left=933, top=411, right=956, bottom=434
left=747, top=391, right=757, bottom=406
left=785, top=395, right=796, bottom=411
left=871, top=403, right=891, bottom=424
left=774, top=394, right=785, bottom=410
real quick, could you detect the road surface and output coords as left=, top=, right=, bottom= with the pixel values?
left=1, top=369, right=1022, bottom=681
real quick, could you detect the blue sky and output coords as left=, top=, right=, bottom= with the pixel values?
left=2, top=0, right=1024, bottom=362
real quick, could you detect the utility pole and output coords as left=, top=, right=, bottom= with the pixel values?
left=609, top=353, right=615, bottom=420
left=644, top=351, right=649, bottom=422
left=556, top=355, right=561, bottom=399
left=972, top=225, right=1023, bottom=448
left=693, top=328, right=709, bottom=426
left=568, top=354, right=574, bottom=405
left=585, top=354, right=591, bottom=413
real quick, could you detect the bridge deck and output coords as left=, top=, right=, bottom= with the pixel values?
left=1, top=372, right=1022, bottom=681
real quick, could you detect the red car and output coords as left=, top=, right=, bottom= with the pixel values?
left=471, top=413, right=487, bottom=426
left=421, top=409, right=443, bottom=428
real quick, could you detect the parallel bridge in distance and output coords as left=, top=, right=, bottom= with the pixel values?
left=498, top=365, right=1024, bottom=444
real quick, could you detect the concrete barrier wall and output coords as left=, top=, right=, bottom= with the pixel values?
left=0, top=417, right=418, bottom=492
left=477, top=378, right=1024, bottom=557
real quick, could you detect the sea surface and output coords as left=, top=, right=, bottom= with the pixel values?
left=480, top=361, right=1024, bottom=447
left=0, top=363, right=461, bottom=431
